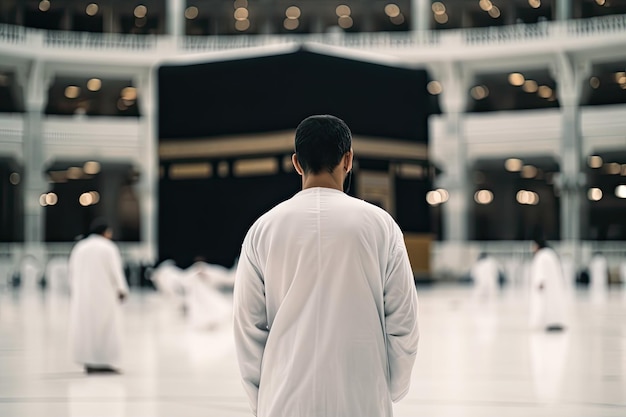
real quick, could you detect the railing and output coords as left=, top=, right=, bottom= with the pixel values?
left=1, top=14, right=625, bottom=59
left=44, top=30, right=158, bottom=51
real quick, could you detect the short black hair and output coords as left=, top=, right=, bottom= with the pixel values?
left=294, top=115, right=352, bottom=174
left=89, top=217, right=110, bottom=236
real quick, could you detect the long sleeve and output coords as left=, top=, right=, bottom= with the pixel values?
left=383, top=232, right=419, bottom=402
left=233, top=241, right=269, bottom=416
left=108, top=243, right=129, bottom=295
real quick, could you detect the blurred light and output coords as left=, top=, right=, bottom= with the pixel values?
left=474, top=189, right=494, bottom=204
left=385, top=3, right=401, bottom=17
left=505, top=158, right=523, bottom=172
left=529, top=0, right=541, bottom=8
left=538, top=85, right=552, bottom=98
left=89, top=191, right=100, bottom=204
left=285, top=6, right=301, bottom=19
left=185, top=6, right=199, bottom=19
left=622, top=164, right=626, bottom=176
left=589, top=76, right=600, bottom=89
left=508, top=73, right=525, bottom=86
left=87, top=78, right=101, bottom=92
left=615, top=72, right=626, bottom=84
left=234, top=7, right=249, bottom=20
left=338, top=15, right=354, bottom=28
left=134, top=5, right=147, bottom=18
left=488, top=6, right=501, bottom=18
left=83, top=161, right=101, bottom=175
left=437, top=188, right=449, bottom=202
left=588, top=188, right=603, bottom=201
left=39, top=194, right=48, bottom=207
left=596, top=0, right=606, bottom=5
left=588, top=155, right=603, bottom=168
left=521, top=165, right=538, bottom=178
left=427, top=80, right=442, bottom=95
left=235, top=19, right=250, bottom=30
left=616, top=185, right=626, bottom=199
left=67, top=167, right=83, bottom=180
left=45, top=192, right=58, bottom=206
left=121, top=87, right=137, bottom=101
left=64, top=86, right=81, bottom=99
left=434, top=13, right=448, bottom=24
left=336, top=5, right=351, bottom=17
left=9, top=172, right=20, bottom=185
left=79, top=192, right=93, bottom=206
left=284, top=18, right=299, bottom=30
left=426, top=190, right=442, bottom=206
left=86, top=3, right=99, bottom=16
left=479, top=0, right=493, bottom=11
left=522, top=79, right=538, bottom=93
left=470, top=85, right=489, bottom=100
left=39, top=1, right=51, bottom=12
left=516, top=190, right=539, bottom=205
left=431, top=2, right=446, bottom=15
left=390, top=13, right=405, bottom=25
left=233, top=0, right=248, bottom=9
left=606, top=162, right=621, bottom=175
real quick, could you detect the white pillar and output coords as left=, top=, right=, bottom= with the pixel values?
left=434, top=62, right=471, bottom=241
left=19, top=61, right=51, bottom=271
left=411, top=0, right=431, bottom=31
left=166, top=0, right=185, bottom=36
left=552, top=54, right=590, bottom=267
left=556, top=0, right=572, bottom=21
left=135, top=69, right=158, bottom=264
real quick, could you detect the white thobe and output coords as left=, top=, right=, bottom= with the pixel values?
left=589, top=255, right=608, bottom=288
left=183, top=262, right=232, bottom=329
left=233, top=187, right=419, bottom=417
left=470, top=256, right=500, bottom=301
left=69, top=235, right=129, bottom=367
left=529, top=247, right=567, bottom=329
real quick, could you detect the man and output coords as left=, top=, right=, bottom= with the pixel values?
left=69, top=218, right=129, bottom=374
left=469, top=252, right=501, bottom=302
left=233, top=115, right=419, bottom=417
left=529, top=234, right=567, bottom=332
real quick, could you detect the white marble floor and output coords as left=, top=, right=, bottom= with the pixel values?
left=1, top=283, right=625, bottom=417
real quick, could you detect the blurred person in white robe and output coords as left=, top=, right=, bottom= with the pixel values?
left=470, top=252, right=501, bottom=302
left=182, top=258, right=232, bottom=330
left=150, top=259, right=187, bottom=312
left=233, top=115, right=419, bottom=417
left=68, top=219, right=129, bottom=374
left=529, top=235, right=567, bottom=332
left=589, top=251, right=608, bottom=304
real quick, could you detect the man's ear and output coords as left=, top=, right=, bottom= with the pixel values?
left=292, top=153, right=304, bottom=176
left=344, top=149, right=354, bottom=173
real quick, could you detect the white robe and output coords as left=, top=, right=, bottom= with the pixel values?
left=233, top=187, right=419, bottom=417
left=182, top=262, right=232, bottom=329
left=589, top=254, right=608, bottom=303
left=529, top=247, right=567, bottom=329
left=68, top=235, right=129, bottom=367
left=470, top=256, right=500, bottom=301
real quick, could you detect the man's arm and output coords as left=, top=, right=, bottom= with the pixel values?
left=233, top=243, right=269, bottom=416
left=107, top=244, right=129, bottom=301
left=384, top=231, right=419, bottom=402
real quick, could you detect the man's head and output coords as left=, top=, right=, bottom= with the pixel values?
left=89, top=217, right=113, bottom=239
left=293, top=115, right=352, bottom=174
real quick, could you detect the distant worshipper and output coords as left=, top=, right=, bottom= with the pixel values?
left=469, top=252, right=501, bottom=301
left=68, top=218, right=129, bottom=374
left=589, top=251, right=609, bottom=304
left=233, top=115, right=419, bottom=417
left=529, top=233, right=567, bottom=332
left=181, top=257, right=232, bottom=330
